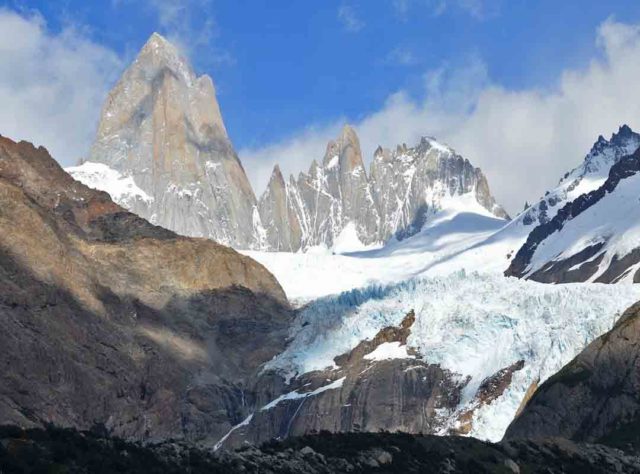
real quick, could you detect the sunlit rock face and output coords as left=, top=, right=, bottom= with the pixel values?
left=83, top=33, right=265, bottom=249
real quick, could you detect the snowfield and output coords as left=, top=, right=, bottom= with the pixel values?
left=245, top=194, right=519, bottom=303
left=265, top=271, right=640, bottom=441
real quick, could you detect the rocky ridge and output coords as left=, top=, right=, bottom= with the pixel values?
left=0, top=134, right=292, bottom=443
left=505, top=301, right=640, bottom=450
left=506, top=136, right=640, bottom=283
left=3, top=424, right=640, bottom=473
left=69, top=33, right=508, bottom=252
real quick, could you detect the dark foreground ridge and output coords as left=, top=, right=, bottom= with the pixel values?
left=2, top=425, right=640, bottom=474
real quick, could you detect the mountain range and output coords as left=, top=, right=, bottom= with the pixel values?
left=69, top=33, right=509, bottom=253
left=68, top=34, right=640, bottom=290
left=4, top=30, right=640, bottom=473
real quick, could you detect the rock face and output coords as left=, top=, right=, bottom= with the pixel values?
left=220, top=312, right=467, bottom=450
left=0, top=135, right=293, bottom=443
left=70, top=33, right=265, bottom=249
left=505, top=301, right=640, bottom=451
left=506, top=136, right=640, bottom=283
left=258, top=131, right=509, bottom=251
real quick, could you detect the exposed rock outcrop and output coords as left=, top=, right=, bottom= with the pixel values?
left=71, top=33, right=265, bottom=249
left=214, top=311, right=467, bottom=449
left=0, top=135, right=292, bottom=443
left=216, top=310, right=533, bottom=450
left=505, top=301, right=640, bottom=451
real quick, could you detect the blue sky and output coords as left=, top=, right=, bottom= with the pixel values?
left=3, top=1, right=640, bottom=211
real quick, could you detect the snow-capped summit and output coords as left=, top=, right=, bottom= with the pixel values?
left=259, top=124, right=382, bottom=251
left=507, top=138, right=640, bottom=283
left=517, top=124, right=640, bottom=228
left=68, top=33, right=265, bottom=249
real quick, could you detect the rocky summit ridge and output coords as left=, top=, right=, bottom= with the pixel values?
left=258, top=126, right=510, bottom=252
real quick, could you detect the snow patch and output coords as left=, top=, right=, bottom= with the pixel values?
left=66, top=162, right=152, bottom=204
left=364, top=342, right=414, bottom=361
left=326, top=155, right=339, bottom=169
left=332, top=222, right=381, bottom=254
left=213, top=414, right=253, bottom=452
left=261, top=377, right=346, bottom=411
left=244, top=205, right=512, bottom=302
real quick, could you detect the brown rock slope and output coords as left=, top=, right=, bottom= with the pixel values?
left=0, top=135, right=292, bottom=443
left=504, top=301, right=640, bottom=452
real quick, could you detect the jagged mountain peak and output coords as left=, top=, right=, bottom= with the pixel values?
left=133, top=32, right=197, bottom=86
left=375, top=136, right=453, bottom=165
left=517, top=125, right=640, bottom=230
left=588, top=124, right=640, bottom=156
left=69, top=33, right=261, bottom=250
left=308, top=158, right=320, bottom=175
left=143, top=32, right=175, bottom=54
left=613, top=123, right=635, bottom=140
left=268, top=163, right=285, bottom=187
left=321, top=124, right=365, bottom=172
left=339, top=123, right=359, bottom=145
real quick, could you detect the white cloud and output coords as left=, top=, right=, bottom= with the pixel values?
left=240, top=18, right=640, bottom=214
left=0, top=9, right=122, bottom=166
left=337, top=4, right=365, bottom=32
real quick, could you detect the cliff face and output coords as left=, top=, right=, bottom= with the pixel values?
left=72, top=33, right=265, bottom=249
left=505, top=301, right=640, bottom=451
left=0, top=135, right=292, bottom=443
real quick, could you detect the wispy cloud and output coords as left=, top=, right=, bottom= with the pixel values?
left=0, top=8, right=122, bottom=166
left=240, top=18, right=640, bottom=215
left=392, top=0, right=500, bottom=21
left=337, top=4, right=365, bottom=32
left=383, top=47, right=419, bottom=66
left=114, top=0, right=233, bottom=65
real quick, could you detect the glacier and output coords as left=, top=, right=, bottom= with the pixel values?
left=265, top=272, right=640, bottom=441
